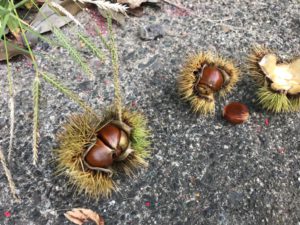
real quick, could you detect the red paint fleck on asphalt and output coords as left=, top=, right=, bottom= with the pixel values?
left=265, top=119, right=269, bottom=126
left=145, top=201, right=151, bottom=207
left=277, top=147, right=286, bottom=154
left=131, top=101, right=137, bottom=107
left=4, top=211, right=11, bottom=217
left=85, top=7, right=108, bottom=36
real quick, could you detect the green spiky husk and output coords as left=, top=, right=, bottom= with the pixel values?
left=247, top=46, right=300, bottom=112
left=178, top=52, right=239, bottom=115
left=258, top=87, right=291, bottom=113
left=258, top=87, right=300, bottom=113
left=54, top=108, right=151, bottom=199
left=247, top=45, right=272, bottom=86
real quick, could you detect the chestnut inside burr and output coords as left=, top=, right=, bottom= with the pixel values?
left=195, top=65, right=225, bottom=96
left=199, top=66, right=224, bottom=92
left=85, top=139, right=114, bottom=168
left=83, top=122, right=130, bottom=170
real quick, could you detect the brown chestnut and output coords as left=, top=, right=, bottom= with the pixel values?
left=197, top=65, right=224, bottom=94
left=223, top=102, right=249, bottom=124
left=83, top=121, right=131, bottom=171
left=97, top=123, right=121, bottom=149
left=84, top=139, right=114, bottom=168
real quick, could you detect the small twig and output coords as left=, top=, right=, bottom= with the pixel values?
left=162, top=0, right=190, bottom=12
left=0, top=146, right=21, bottom=203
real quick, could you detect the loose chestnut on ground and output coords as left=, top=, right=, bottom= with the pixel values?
left=247, top=46, right=300, bottom=113
left=223, top=102, right=249, bottom=124
left=55, top=109, right=150, bottom=199
left=178, top=52, right=240, bottom=114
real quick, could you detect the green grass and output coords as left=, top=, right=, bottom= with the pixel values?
left=1, top=1, right=99, bottom=166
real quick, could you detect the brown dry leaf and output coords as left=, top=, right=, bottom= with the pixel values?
left=117, top=0, right=160, bottom=9
left=127, top=7, right=144, bottom=17
left=0, top=40, right=30, bottom=61
left=64, top=208, right=104, bottom=225
left=30, top=0, right=85, bottom=34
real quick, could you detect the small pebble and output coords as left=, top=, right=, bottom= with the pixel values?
left=138, top=24, right=164, bottom=41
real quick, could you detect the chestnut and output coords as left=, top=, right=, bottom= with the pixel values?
left=178, top=52, right=240, bottom=114
left=83, top=121, right=131, bottom=171
left=97, top=123, right=121, bottom=150
left=84, top=139, right=114, bottom=168
left=197, top=65, right=224, bottom=93
left=55, top=109, right=151, bottom=198
left=223, top=102, right=249, bottom=124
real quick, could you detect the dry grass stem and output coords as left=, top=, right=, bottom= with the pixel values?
left=49, top=2, right=84, bottom=28
left=0, top=146, right=20, bottom=202
left=76, top=0, right=128, bottom=14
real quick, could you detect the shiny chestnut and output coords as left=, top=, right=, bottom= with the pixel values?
left=83, top=121, right=131, bottom=172
left=196, top=65, right=225, bottom=95
left=223, top=102, right=249, bottom=124
left=85, top=139, right=114, bottom=168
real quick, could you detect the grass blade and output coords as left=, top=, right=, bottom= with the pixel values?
left=41, top=72, right=97, bottom=117
left=94, top=25, right=110, bottom=51
left=3, top=36, right=15, bottom=161
left=53, top=27, right=94, bottom=80
left=78, top=32, right=106, bottom=62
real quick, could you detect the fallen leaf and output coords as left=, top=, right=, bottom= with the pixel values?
left=64, top=208, right=104, bottom=225
left=127, top=7, right=144, bottom=17
left=23, top=0, right=86, bottom=48
left=30, top=0, right=85, bottom=34
left=0, top=40, right=30, bottom=61
left=117, top=0, right=160, bottom=9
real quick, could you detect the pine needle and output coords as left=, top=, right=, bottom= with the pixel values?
left=0, top=146, right=21, bottom=202
left=53, top=27, right=94, bottom=80
left=41, top=72, right=97, bottom=117
left=78, top=32, right=106, bottom=62
left=32, top=76, right=40, bottom=165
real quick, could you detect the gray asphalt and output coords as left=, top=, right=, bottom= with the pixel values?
left=0, top=1, right=300, bottom=224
